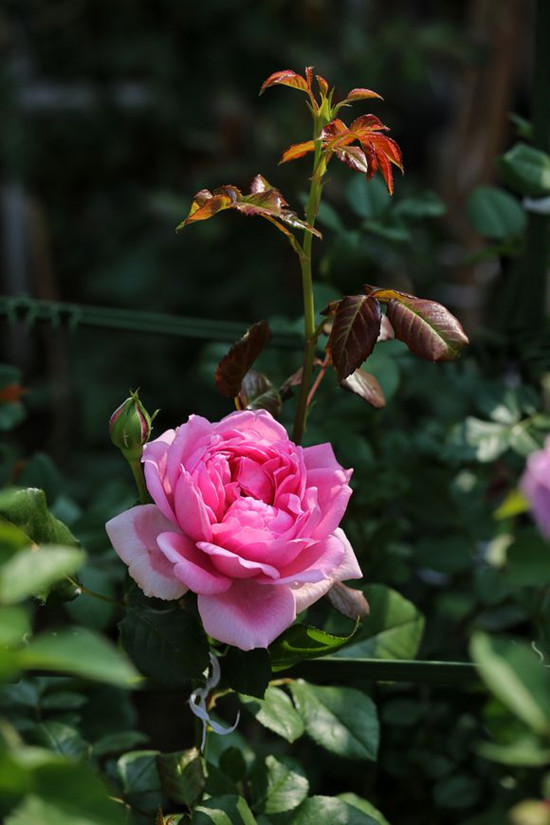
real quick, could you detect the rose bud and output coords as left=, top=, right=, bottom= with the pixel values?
left=109, top=392, right=152, bottom=461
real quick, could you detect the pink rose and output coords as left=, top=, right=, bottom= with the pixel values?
left=106, top=409, right=361, bottom=650
left=521, top=438, right=550, bottom=538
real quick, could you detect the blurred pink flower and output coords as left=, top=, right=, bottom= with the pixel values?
left=521, top=439, right=550, bottom=538
left=106, top=409, right=361, bottom=650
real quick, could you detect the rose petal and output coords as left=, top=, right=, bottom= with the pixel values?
left=198, top=579, right=297, bottom=649
left=305, top=467, right=353, bottom=540
left=167, top=414, right=212, bottom=483
left=157, top=531, right=232, bottom=595
left=106, top=504, right=186, bottom=600
left=302, top=441, right=344, bottom=472
left=216, top=409, right=290, bottom=446
left=196, top=541, right=280, bottom=579
left=142, top=429, right=177, bottom=522
left=291, top=528, right=362, bottom=613
left=174, top=470, right=213, bottom=541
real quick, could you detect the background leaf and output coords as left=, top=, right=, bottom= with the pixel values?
left=289, top=681, right=379, bottom=761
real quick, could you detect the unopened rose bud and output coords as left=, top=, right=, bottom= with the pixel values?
left=109, top=391, right=152, bottom=461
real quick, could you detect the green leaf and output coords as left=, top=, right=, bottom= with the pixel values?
left=116, top=749, right=162, bottom=813
left=239, top=686, right=305, bottom=743
left=448, top=417, right=511, bottom=463
left=289, top=681, right=379, bottom=760
left=467, top=185, right=526, bottom=240
left=499, top=142, right=550, bottom=196
left=335, top=584, right=424, bottom=660
left=223, top=647, right=271, bottom=699
left=192, top=794, right=258, bottom=825
left=504, top=529, right=550, bottom=587
left=327, top=295, right=382, bottom=381
left=119, top=605, right=209, bottom=686
left=346, top=176, right=391, bottom=219
left=92, top=731, right=150, bottom=759
left=394, top=191, right=446, bottom=219
left=339, top=794, right=390, bottom=825
left=477, top=736, right=550, bottom=766
left=19, top=628, right=140, bottom=687
left=0, top=488, right=79, bottom=547
left=215, top=321, right=273, bottom=398
left=369, top=289, right=468, bottom=362
left=6, top=757, right=127, bottom=825
left=290, top=796, right=380, bottom=824
left=219, top=747, right=247, bottom=783
left=0, top=607, right=31, bottom=647
left=470, top=633, right=550, bottom=735
left=0, top=545, right=85, bottom=605
left=270, top=623, right=359, bottom=671
left=26, top=721, right=91, bottom=761
left=432, top=775, right=481, bottom=810
left=157, top=748, right=206, bottom=808
left=250, top=755, right=309, bottom=815
left=0, top=751, right=31, bottom=818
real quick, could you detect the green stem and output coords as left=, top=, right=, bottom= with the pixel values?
left=292, top=130, right=326, bottom=445
left=128, top=457, right=149, bottom=504
left=66, top=576, right=122, bottom=606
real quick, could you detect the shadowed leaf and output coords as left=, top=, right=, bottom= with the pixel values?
left=216, top=322, right=273, bottom=398
left=367, top=288, right=468, bottom=361
left=239, top=371, right=282, bottom=418
left=327, top=295, right=382, bottom=381
left=270, top=622, right=359, bottom=671
left=340, top=369, right=385, bottom=408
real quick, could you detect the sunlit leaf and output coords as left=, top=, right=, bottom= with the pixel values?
left=192, top=794, right=258, bottom=825
left=0, top=544, right=85, bottom=605
left=177, top=175, right=320, bottom=240
left=340, top=369, right=385, bottom=408
left=290, top=796, right=380, bottom=825
left=327, top=295, right=381, bottom=381
left=471, top=633, right=550, bottom=735
left=260, top=70, right=309, bottom=96
left=250, top=754, right=308, bottom=815
left=338, top=88, right=383, bottom=107
left=368, top=288, right=468, bottom=361
left=289, top=682, right=379, bottom=761
left=280, top=141, right=316, bottom=164
left=157, top=748, right=205, bottom=808
left=239, top=686, right=305, bottom=743
left=270, top=622, right=359, bottom=671
left=215, top=322, right=273, bottom=398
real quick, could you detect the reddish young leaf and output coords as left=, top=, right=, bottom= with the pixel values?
left=335, top=145, right=370, bottom=175
left=316, top=74, right=330, bottom=97
left=340, top=368, right=386, bottom=408
left=326, top=581, right=370, bottom=619
left=327, top=295, right=382, bottom=382
left=259, top=70, right=309, bottom=95
left=341, top=88, right=383, bottom=105
left=215, top=321, right=273, bottom=397
left=382, top=295, right=469, bottom=362
left=178, top=176, right=321, bottom=239
left=279, top=141, right=316, bottom=164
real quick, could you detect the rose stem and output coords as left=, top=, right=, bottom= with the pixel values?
left=128, top=457, right=149, bottom=504
left=291, top=122, right=326, bottom=445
